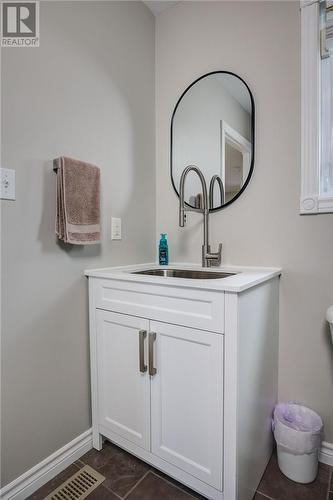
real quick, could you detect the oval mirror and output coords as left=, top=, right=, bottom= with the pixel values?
left=171, top=71, right=255, bottom=211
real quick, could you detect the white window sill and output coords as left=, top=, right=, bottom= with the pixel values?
left=300, top=195, right=333, bottom=214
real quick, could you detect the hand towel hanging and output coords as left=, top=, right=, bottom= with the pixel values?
left=54, top=156, right=101, bottom=244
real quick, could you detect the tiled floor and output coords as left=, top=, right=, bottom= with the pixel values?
left=29, top=441, right=333, bottom=500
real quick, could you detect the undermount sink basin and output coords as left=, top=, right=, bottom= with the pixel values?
left=131, top=268, right=236, bottom=279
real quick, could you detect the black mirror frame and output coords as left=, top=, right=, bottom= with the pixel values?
left=170, top=70, right=255, bottom=212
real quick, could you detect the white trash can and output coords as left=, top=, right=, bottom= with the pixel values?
left=273, top=403, right=323, bottom=484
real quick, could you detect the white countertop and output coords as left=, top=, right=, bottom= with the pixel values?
left=85, top=262, right=281, bottom=293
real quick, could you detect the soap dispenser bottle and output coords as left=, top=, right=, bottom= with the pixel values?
left=159, top=233, right=169, bottom=266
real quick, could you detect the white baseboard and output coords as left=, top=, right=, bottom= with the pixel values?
left=319, top=441, right=333, bottom=467
left=0, top=428, right=93, bottom=500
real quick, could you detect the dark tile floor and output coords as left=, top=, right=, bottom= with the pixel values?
left=29, top=441, right=333, bottom=500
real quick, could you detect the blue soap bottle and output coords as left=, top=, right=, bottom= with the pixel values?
left=159, top=233, right=169, bottom=266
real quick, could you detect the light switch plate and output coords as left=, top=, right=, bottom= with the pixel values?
left=1, top=168, right=15, bottom=200
left=111, top=217, right=122, bottom=240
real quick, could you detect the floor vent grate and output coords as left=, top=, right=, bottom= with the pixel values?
left=45, top=465, right=105, bottom=500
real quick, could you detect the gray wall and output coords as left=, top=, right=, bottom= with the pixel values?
left=2, top=0, right=333, bottom=488
left=156, top=1, right=333, bottom=441
left=1, top=1, right=155, bottom=486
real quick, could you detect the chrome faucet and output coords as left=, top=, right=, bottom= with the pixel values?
left=179, top=165, right=222, bottom=268
left=209, top=174, right=224, bottom=209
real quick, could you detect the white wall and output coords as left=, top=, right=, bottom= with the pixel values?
left=1, top=1, right=155, bottom=486
left=156, top=1, right=333, bottom=441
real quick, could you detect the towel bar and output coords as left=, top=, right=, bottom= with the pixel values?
left=53, top=160, right=59, bottom=173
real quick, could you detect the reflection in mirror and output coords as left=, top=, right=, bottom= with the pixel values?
left=171, top=72, right=254, bottom=211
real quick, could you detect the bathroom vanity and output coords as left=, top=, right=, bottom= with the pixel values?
left=85, top=263, right=281, bottom=500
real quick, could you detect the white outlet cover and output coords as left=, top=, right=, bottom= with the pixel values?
left=111, top=217, right=122, bottom=240
left=1, top=168, right=15, bottom=200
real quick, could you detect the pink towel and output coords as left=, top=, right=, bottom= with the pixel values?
left=55, top=156, right=100, bottom=244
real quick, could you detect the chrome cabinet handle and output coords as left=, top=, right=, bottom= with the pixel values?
left=139, top=330, right=147, bottom=373
left=149, top=332, right=157, bottom=376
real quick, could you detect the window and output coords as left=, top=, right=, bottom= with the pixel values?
left=300, top=0, right=333, bottom=213
left=321, top=1, right=333, bottom=196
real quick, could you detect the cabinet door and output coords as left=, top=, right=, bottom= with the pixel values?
left=96, top=310, right=150, bottom=450
left=150, top=321, right=223, bottom=490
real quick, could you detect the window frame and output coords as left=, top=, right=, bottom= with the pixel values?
left=300, top=0, right=333, bottom=214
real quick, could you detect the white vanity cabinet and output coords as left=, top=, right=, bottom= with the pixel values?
left=96, top=310, right=223, bottom=490
left=86, top=265, right=281, bottom=500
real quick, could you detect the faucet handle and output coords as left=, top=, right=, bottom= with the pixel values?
left=206, top=243, right=222, bottom=266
